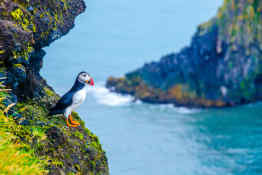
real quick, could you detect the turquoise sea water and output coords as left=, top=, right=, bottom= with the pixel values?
left=42, top=0, right=262, bottom=174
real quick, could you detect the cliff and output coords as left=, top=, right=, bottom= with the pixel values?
left=0, top=0, right=109, bottom=174
left=106, top=0, right=262, bottom=108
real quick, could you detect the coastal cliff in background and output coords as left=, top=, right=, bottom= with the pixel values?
left=107, top=0, right=262, bottom=108
left=0, top=0, right=109, bottom=174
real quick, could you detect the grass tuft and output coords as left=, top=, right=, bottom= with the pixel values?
left=0, top=110, right=47, bottom=175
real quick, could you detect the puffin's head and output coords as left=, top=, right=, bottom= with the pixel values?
left=77, top=71, right=94, bottom=86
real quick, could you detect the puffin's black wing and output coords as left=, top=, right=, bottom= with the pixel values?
left=49, top=91, right=74, bottom=116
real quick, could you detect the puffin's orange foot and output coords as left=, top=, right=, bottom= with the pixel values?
left=66, top=117, right=79, bottom=128
left=69, top=114, right=80, bottom=126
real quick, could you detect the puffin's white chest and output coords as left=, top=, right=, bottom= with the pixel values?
left=72, top=87, right=87, bottom=108
left=64, top=86, right=88, bottom=117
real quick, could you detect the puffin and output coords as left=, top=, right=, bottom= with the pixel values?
left=49, top=71, right=94, bottom=127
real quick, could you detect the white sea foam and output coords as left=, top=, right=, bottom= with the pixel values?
left=173, top=106, right=201, bottom=114
left=150, top=104, right=201, bottom=114
left=87, top=83, right=134, bottom=106
left=87, top=82, right=202, bottom=114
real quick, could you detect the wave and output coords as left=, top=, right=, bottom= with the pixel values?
left=88, top=82, right=201, bottom=114
left=173, top=106, right=201, bottom=114
left=149, top=104, right=201, bottom=114
left=87, top=83, right=134, bottom=106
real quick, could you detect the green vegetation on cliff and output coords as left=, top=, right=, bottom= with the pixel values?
left=0, top=0, right=109, bottom=174
left=0, top=85, right=109, bottom=174
left=0, top=111, right=47, bottom=175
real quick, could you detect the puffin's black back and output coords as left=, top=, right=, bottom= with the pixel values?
left=48, top=77, right=86, bottom=116
left=48, top=91, right=74, bottom=115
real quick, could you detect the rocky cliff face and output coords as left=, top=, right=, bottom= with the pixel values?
left=107, top=0, right=262, bottom=108
left=0, top=0, right=109, bottom=174
left=0, top=0, right=86, bottom=99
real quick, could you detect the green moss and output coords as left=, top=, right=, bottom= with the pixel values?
left=85, top=128, right=103, bottom=153
left=10, top=8, right=31, bottom=32
left=13, top=92, right=108, bottom=174
left=43, top=87, right=56, bottom=97
left=9, top=7, right=34, bottom=60
left=61, top=0, right=69, bottom=10
left=31, top=127, right=47, bottom=141
left=198, top=20, right=214, bottom=35
left=74, top=131, right=84, bottom=140
left=51, top=159, right=64, bottom=168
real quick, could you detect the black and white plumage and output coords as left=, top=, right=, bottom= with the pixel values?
left=49, top=71, right=94, bottom=127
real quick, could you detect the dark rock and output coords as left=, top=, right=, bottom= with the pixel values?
left=46, top=127, right=66, bottom=147
left=19, top=119, right=30, bottom=126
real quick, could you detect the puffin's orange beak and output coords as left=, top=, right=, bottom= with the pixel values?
left=86, top=78, right=94, bottom=86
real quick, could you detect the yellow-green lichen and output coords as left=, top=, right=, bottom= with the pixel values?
left=11, top=8, right=30, bottom=32
left=12, top=42, right=34, bottom=60
left=43, top=87, right=56, bottom=97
